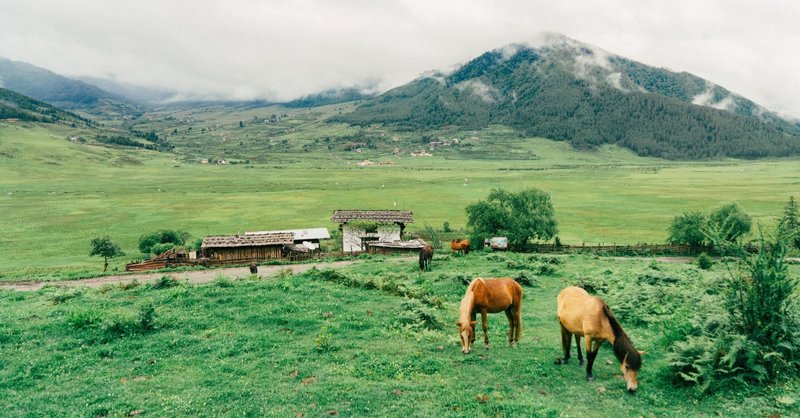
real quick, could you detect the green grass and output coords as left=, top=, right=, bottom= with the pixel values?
left=1, top=253, right=797, bottom=416
left=3, top=118, right=800, bottom=278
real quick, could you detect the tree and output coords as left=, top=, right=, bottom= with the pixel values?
left=778, top=196, right=800, bottom=249
left=89, top=236, right=124, bottom=272
left=465, top=188, right=558, bottom=250
left=725, top=227, right=800, bottom=380
left=667, top=211, right=707, bottom=247
left=138, top=229, right=190, bottom=254
left=705, top=203, right=752, bottom=248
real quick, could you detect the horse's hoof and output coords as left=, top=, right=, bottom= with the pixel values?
left=554, top=358, right=566, bottom=365
left=586, top=376, right=594, bottom=382
left=578, top=360, right=584, bottom=366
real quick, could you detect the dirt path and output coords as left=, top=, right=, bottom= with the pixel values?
left=0, top=260, right=362, bottom=292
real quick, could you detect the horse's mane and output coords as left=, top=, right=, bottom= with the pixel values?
left=602, top=304, right=642, bottom=371
left=459, top=278, right=485, bottom=322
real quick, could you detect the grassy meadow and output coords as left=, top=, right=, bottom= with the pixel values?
left=1, top=251, right=797, bottom=416
left=2, top=113, right=800, bottom=278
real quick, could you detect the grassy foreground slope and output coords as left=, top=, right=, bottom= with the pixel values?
left=3, top=121, right=800, bottom=278
left=1, top=253, right=797, bottom=416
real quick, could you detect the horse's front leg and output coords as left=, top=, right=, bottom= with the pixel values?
left=481, top=309, right=489, bottom=350
left=585, top=337, right=603, bottom=381
left=469, top=312, right=477, bottom=351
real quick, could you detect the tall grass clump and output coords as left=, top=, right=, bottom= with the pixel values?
left=668, top=229, right=800, bottom=391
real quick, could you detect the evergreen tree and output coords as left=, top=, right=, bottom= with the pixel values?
left=779, top=196, right=800, bottom=249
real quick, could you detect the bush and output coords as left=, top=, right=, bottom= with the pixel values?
left=668, top=229, right=800, bottom=391
left=150, top=242, right=175, bottom=256
left=314, top=325, right=335, bottom=352
left=697, top=253, right=713, bottom=270
left=151, top=275, right=180, bottom=290
left=394, top=298, right=443, bottom=330
left=68, top=309, right=103, bottom=329
left=138, top=229, right=190, bottom=254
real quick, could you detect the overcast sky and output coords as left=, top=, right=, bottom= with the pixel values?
left=1, top=0, right=798, bottom=117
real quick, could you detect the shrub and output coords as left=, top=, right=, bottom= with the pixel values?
left=697, top=253, right=713, bottom=270
left=667, top=229, right=800, bottom=391
left=150, top=242, right=175, bottom=256
left=138, top=229, right=190, bottom=254
left=68, top=309, right=103, bottom=329
left=394, top=298, right=443, bottom=330
left=314, top=325, right=335, bottom=352
left=138, top=304, right=157, bottom=331
left=151, top=275, right=179, bottom=290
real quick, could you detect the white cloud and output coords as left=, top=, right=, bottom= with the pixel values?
left=0, top=0, right=797, bottom=116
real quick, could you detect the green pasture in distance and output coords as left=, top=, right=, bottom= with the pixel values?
left=2, top=120, right=799, bottom=278
left=0, top=253, right=797, bottom=416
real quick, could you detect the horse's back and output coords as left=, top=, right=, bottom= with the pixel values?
left=473, top=277, right=521, bottom=312
left=557, top=286, right=610, bottom=337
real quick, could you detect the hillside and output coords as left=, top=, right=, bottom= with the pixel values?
left=337, top=34, right=800, bottom=159
left=0, top=57, right=141, bottom=116
left=0, top=87, right=92, bottom=125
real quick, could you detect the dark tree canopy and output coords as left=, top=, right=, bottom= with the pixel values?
left=706, top=202, right=752, bottom=245
left=89, top=235, right=124, bottom=272
left=667, top=211, right=707, bottom=247
left=138, top=229, right=190, bottom=254
left=466, top=188, right=558, bottom=250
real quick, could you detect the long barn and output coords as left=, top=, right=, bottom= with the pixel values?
left=200, top=232, right=294, bottom=262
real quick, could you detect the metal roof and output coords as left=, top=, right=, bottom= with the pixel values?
left=245, top=228, right=330, bottom=241
left=331, top=210, right=413, bottom=223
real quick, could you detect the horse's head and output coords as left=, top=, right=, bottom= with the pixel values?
left=621, top=350, right=644, bottom=393
left=456, top=320, right=476, bottom=354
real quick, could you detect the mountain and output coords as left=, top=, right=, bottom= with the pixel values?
left=76, top=75, right=177, bottom=104
left=0, top=87, right=92, bottom=125
left=337, top=34, right=800, bottom=159
left=0, top=58, right=141, bottom=116
left=284, top=87, right=376, bottom=108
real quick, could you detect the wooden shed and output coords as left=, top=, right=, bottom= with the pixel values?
left=331, top=210, right=414, bottom=253
left=200, top=232, right=294, bottom=262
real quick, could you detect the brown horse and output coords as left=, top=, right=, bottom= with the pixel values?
left=419, top=244, right=433, bottom=271
left=555, top=286, right=643, bottom=393
left=450, top=239, right=470, bottom=255
left=457, top=277, right=522, bottom=354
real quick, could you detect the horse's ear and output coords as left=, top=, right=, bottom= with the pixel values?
left=469, top=321, right=476, bottom=326
left=638, top=350, right=646, bottom=356
left=455, top=321, right=461, bottom=326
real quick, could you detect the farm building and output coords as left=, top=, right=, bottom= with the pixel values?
left=245, top=228, right=330, bottom=251
left=331, top=210, right=414, bottom=253
left=200, top=232, right=294, bottom=262
left=367, top=238, right=427, bottom=255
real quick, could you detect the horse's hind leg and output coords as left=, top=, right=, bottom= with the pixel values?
left=505, top=309, right=515, bottom=346
left=555, top=323, right=572, bottom=364
left=575, top=335, right=584, bottom=365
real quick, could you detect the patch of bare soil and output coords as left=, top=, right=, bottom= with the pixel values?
left=0, top=260, right=361, bottom=292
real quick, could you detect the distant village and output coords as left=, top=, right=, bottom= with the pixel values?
left=126, top=210, right=424, bottom=271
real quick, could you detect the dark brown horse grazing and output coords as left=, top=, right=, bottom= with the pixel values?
left=457, top=277, right=522, bottom=354
left=418, top=244, right=434, bottom=271
left=249, top=262, right=258, bottom=274
left=450, top=239, right=470, bottom=255
left=555, top=286, right=643, bottom=393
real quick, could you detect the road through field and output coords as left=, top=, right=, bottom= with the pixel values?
left=0, top=260, right=367, bottom=292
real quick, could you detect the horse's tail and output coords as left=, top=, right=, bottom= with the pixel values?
left=603, top=304, right=642, bottom=370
